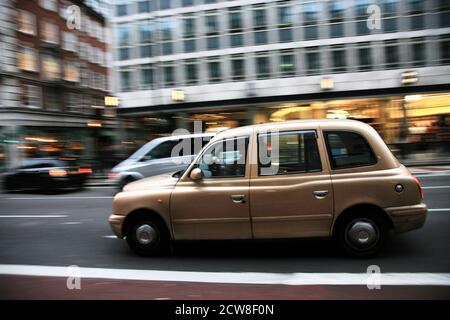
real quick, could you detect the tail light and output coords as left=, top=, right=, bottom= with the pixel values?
left=49, top=169, right=67, bottom=177
left=412, top=176, right=424, bottom=200
left=78, top=168, right=92, bottom=174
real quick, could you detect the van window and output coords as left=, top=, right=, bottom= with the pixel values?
left=197, top=136, right=249, bottom=178
left=258, top=131, right=322, bottom=176
left=142, top=139, right=182, bottom=161
left=324, top=131, right=377, bottom=169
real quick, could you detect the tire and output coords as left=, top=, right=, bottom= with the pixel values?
left=335, top=212, right=389, bottom=258
left=126, top=217, right=170, bottom=257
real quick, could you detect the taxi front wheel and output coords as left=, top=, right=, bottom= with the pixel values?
left=126, top=218, right=170, bottom=257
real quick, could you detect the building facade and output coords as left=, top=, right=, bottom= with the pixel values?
left=0, top=0, right=117, bottom=172
left=111, top=0, right=450, bottom=162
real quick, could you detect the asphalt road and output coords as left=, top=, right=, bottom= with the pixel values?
left=0, top=171, right=449, bottom=299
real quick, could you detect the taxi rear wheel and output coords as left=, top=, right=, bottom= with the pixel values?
left=126, top=217, right=169, bottom=257
left=336, top=212, right=389, bottom=258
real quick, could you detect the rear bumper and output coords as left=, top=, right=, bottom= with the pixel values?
left=108, top=214, right=126, bottom=238
left=385, top=203, right=427, bottom=234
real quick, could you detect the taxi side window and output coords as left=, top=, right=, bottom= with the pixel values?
left=258, top=131, right=322, bottom=176
left=324, top=131, right=377, bottom=169
left=197, top=136, right=249, bottom=178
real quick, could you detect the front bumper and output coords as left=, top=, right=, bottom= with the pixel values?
left=108, top=214, right=126, bottom=238
left=385, top=203, right=427, bottom=234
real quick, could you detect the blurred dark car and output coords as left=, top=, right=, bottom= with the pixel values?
left=3, top=158, right=92, bottom=193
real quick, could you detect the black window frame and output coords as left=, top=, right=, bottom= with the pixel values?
left=257, top=130, right=322, bottom=176
left=324, top=130, right=378, bottom=170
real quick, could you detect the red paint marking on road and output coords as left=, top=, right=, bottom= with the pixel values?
left=0, top=275, right=449, bottom=300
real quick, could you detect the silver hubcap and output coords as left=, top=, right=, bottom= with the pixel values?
left=135, top=224, right=157, bottom=245
left=346, top=220, right=378, bottom=249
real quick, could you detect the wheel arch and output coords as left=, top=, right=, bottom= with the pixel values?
left=331, top=203, right=394, bottom=237
left=122, top=208, right=172, bottom=240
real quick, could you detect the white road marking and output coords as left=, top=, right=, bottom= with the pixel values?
left=415, top=172, right=450, bottom=178
left=3, top=196, right=113, bottom=200
left=60, top=222, right=82, bottom=225
left=428, top=208, right=450, bottom=212
left=103, top=235, right=118, bottom=239
left=422, top=186, right=450, bottom=189
left=0, top=215, right=68, bottom=218
left=0, top=264, right=449, bottom=286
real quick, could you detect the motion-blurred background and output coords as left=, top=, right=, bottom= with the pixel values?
left=0, top=0, right=449, bottom=178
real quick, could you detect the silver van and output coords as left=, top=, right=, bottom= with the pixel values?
left=109, top=133, right=215, bottom=189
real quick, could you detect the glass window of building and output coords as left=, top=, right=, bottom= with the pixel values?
left=382, top=0, right=398, bottom=32
left=120, top=69, right=133, bottom=91
left=357, top=42, right=372, bottom=71
left=39, top=0, right=57, bottom=11
left=62, top=32, right=78, bottom=52
left=184, top=39, right=196, bottom=53
left=138, top=20, right=153, bottom=58
left=160, top=0, right=171, bottom=10
left=63, top=63, right=80, bottom=82
left=229, top=7, right=243, bottom=31
left=116, top=24, right=131, bottom=60
left=231, top=54, right=245, bottom=81
left=160, top=18, right=174, bottom=41
left=183, top=16, right=196, bottom=53
left=160, top=18, right=174, bottom=55
left=67, top=92, right=81, bottom=113
left=183, top=16, right=196, bottom=38
left=331, top=45, right=346, bottom=73
left=42, top=53, right=60, bottom=80
left=409, top=0, right=425, bottom=30
left=205, top=11, right=220, bottom=50
left=303, top=2, right=319, bottom=40
left=17, top=46, right=38, bottom=72
left=411, top=38, right=426, bottom=67
left=207, top=37, right=220, bottom=50
left=205, top=12, right=219, bottom=35
left=41, top=21, right=59, bottom=44
left=208, top=58, right=221, bottom=83
left=279, top=50, right=295, bottom=77
left=229, top=7, right=243, bottom=47
left=182, top=0, right=194, bottom=7
left=140, top=64, right=154, bottom=90
left=18, top=11, right=36, bottom=35
left=384, top=40, right=400, bottom=68
left=23, top=85, right=41, bottom=109
left=116, top=0, right=129, bottom=16
left=256, top=53, right=270, bottom=79
left=437, top=0, right=450, bottom=28
left=440, top=35, right=450, bottom=64
left=162, top=42, right=173, bottom=55
left=230, top=34, right=243, bottom=47
left=46, top=88, right=60, bottom=111
left=163, top=64, right=175, bottom=87
left=277, top=2, right=293, bottom=42
left=355, top=0, right=370, bottom=35
left=185, top=59, right=198, bottom=85
left=305, top=47, right=320, bottom=75
left=253, top=5, right=268, bottom=45
left=137, top=0, right=151, bottom=13
left=328, top=1, right=344, bottom=38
